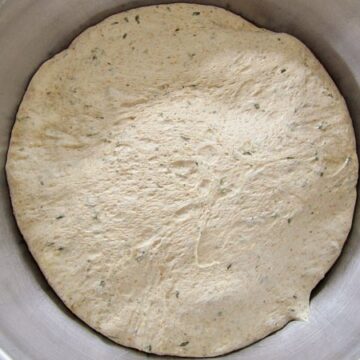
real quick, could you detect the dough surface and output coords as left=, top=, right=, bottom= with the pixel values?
left=6, top=3, right=358, bottom=357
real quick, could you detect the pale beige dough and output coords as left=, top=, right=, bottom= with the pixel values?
left=6, top=3, right=358, bottom=357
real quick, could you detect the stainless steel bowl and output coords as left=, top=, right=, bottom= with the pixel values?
left=0, top=1, right=359, bottom=359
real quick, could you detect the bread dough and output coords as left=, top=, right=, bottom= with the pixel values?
left=6, top=3, right=358, bottom=357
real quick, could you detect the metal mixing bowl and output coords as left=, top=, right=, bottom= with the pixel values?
left=0, top=1, right=359, bottom=359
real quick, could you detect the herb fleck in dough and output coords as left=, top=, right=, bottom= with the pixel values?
left=6, top=3, right=358, bottom=357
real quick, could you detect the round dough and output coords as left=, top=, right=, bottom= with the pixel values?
left=6, top=3, right=358, bottom=357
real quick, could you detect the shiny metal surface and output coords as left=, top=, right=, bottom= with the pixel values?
left=0, top=0, right=359, bottom=359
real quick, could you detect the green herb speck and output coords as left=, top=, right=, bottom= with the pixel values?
left=56, top=215, right=65, bottom=220
left=254, top=103, right=260, bottom=109
left=320, top=172, right=324, bottom=177
left=147, top=345, right=152, bottom=351
left=286, top=156, right=294, bottom=160
left=287, top=218, right=292, bottom=224
left=123, top=33, right=127, bottom=39
left=293, top=295, right=298, bottom=299
left=217, top=311, right=223, bottom=316
left=179, top=341, right=189, bottom=347
left=175, top=290, right=180, bottom=298
left=111, top=21, right=119, bottom=25
left=281, top=68, right=287, bottom=73
left=40, top=180, right=44, bottom=186
left=100, top=280, right=105, bottom=287
left=175, top=28, right=180, bottom=32
left=227, top=263, right=232, bottom=270
left=124, top=17, right=129, bottom=22
left=58, top=246, right=64, bottom=251
left=92, top=55, right=97, bottom=60
left=243, top=151, right=252, bottom=156
left=181, top=135, right=190, bottom=141
left=135, top=15, right=140, bottom=24
left=192, top=11, right=200, bottom=16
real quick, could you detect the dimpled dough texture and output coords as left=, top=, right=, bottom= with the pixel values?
left=6, top=3, right=358, bottom=358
